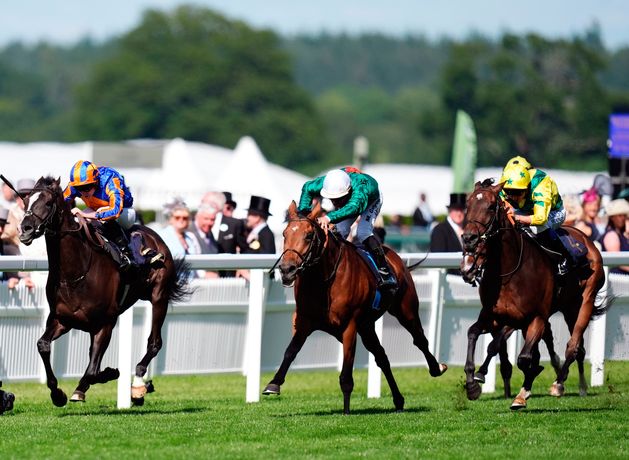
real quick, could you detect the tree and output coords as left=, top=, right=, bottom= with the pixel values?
left=74, top=6, right=329, bottom=173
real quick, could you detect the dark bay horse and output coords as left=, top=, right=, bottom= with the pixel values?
left=263, top=201, right=447, bottom=414
left=19, top=176, right=190, bottom=407
left=460, top=179, right=607, bottom=409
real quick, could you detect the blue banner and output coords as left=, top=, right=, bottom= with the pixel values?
left=609, top=114, right=629, bottom=158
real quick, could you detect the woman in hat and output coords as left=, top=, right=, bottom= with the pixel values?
left=601, top=198, right=629, bottom=275
left=0, top=207, right=23, bottom=288
left=298, top=167, right=396, bottom=290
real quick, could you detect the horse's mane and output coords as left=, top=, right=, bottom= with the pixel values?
left=479, top=178, right=495, bottom=188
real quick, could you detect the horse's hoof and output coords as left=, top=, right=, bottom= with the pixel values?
left=549, top=382, right=565, bottom=397
left=262, top=383, right=281, bottom=395
left=51, top=389, right=67, bottom=407
left=393, top=396, right=405, bottom=412
left=510, top=396, right=527, bottom=410
left=473, top=372, right=486, bottom=384
left=579, top=388, right=587, bottom=397
left=430, top=363, right=448, bottom=377
left=131, top=396, right=145, bottom=406
left=101, top=367, right=120, bottom=382
left=145, top=380, right=155, bottom=394
left=465, top=381, right=482, bottom=400
left=70, top=391, right=85, bottom=403
left=131, top=384, right=147, bottom=400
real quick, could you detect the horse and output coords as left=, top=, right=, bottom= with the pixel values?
left=460, top=179, right=607, bottom=409
left=262, top=201, right=447, bottom=414
left=18, top=176, right=191, bottom=407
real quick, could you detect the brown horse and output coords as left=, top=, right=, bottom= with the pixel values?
left=19, top=176, right=191, bottom=407
left=460, top=179, right=607, bottom=409
left=263, top=201, right=447, bottom=414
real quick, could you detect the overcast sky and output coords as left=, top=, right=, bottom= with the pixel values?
left=3, top=0, right=629, bottom=49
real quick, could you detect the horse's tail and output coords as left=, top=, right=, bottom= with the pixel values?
left=167, top=257, right=195, bottom=304
left=406, top=252, right=429, bottom=272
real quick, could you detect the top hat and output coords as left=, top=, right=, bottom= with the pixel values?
left=447, top=193, right=467, bottom=209
left=0, top=207, right=8, bottom=226
left=223, top=191, right=237, bottom=209
left=17, top=178, right=35, bottom=195
left=246, top=195, right=272, bottom=217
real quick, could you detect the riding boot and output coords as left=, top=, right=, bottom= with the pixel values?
left=103, top=222, right=135, bottom=272
left=536, top=229, right=570, bottom=276
left=363, top=235, right=397, bottom=290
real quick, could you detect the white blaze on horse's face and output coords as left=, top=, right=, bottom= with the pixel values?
left=26, top=192, right=41, bottom=212
left=476, top=193, right=483, bottom=200
left=291, top=225, right=299, bottom=232
left=461, top=254, right=475, bottom=273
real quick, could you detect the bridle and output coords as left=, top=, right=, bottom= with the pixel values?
left=271, top=215, right=344, bottom=282
left=462, top=190, right=524, bottom=284
left=23, top=186, right=81, bottom=238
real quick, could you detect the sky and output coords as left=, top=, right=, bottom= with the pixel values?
left=2, top=0, right=629, bottom=50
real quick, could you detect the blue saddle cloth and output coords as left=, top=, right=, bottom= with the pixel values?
left=554, top=228, right=588, bottom=260
left=355, top=246, right=384, bottom=310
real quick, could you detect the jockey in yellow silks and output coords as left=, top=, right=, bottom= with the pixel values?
left=500, top=156, right=571, bottom=275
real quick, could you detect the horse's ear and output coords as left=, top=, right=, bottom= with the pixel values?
left=309, top=200, right=323, bottom=219
left=475, top=181, right=481, bottom=188
left=287, top=200, right=298, bottom=218
left=494, top=181, right=506, bottom=194
left=54, top=177, right=61, bottom=187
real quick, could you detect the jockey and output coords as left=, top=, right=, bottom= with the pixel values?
left=499, top=157, right=570, bottom=275
left=63, top=160, right=162, bottom=271
left=298, top=167, right=397, bottom=290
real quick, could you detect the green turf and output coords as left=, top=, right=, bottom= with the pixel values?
left=1, top=361, right=627, bottom=459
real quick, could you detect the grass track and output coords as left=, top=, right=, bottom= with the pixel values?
left=1, top=362, right=627, bottom=459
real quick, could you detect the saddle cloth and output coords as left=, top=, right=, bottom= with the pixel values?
left=355, top=246, right=384, bottom=310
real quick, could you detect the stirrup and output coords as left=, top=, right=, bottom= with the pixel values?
left=141, top=248, right=165, bottom=265
left=557, top=260, right=569, bottom=276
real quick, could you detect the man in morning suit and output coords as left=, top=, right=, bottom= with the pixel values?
left=429, top=193, right=467, bottom=276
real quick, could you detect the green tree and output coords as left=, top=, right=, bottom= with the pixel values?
left=74, top=5, right=329, bottom=173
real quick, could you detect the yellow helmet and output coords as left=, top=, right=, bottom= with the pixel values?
left=504, top=155, right=532, bottom=171
left=501, top=164, right=531, bottom=190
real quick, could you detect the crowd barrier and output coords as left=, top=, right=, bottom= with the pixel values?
left=0, top=253, right=627, bottom=408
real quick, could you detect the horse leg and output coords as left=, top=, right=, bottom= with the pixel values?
left=71, top=324, right=117, bottom=402
left=132, top=299, right=168, bottom=405
left=511, top=317, right=545, bottom=410
left=358, top=323, right=404, bottom=412
left=37, top=317, right=70, bottom=407
left=262, top=323, right=312, bottom=396
left=464, top=318, right=488, bottom=400
left=475, top=327, right=511, bottom=383
left=498, top=334, right=513, bottom=398
left=576, top=340, right=587, bottom=396
left=339, top=325, right=358, bottom=415
left=542, top=322, right=562, bottom=377
left=390, top=298, right=447, bottom=378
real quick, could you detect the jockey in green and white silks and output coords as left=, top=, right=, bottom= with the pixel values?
left=298, top=166, right=396, bottom=290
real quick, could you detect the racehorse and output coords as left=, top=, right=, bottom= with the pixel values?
left=460, top=179, right=607, bottom=409
left=263, top=201, right=447, bottom=414
left=18, top=176, right=190, bottom=407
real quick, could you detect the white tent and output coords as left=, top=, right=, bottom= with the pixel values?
left=214, top=136, right=309, bottom=230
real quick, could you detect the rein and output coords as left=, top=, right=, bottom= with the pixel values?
left=270, top=215, right=344, bottom=283
left=464, top=194, right=525, bottom=279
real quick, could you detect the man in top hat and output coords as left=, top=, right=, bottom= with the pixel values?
left=430, top=192, right=467, bottom=276
left=243, top=195, right=275, bottom=254
left=222, top=191, right=237, bottom=218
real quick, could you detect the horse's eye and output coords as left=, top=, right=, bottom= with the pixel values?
left=305, top=232, right=314, bottom=241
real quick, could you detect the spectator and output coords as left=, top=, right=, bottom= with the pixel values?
left=0, top=207, right=25, bottom=290
left=574, top=187, right=603, bottom=244
left=243, top=195, right=276, bottom=254
left=412, top=192, right=434, bottom=228
left=601, top=199, right=629, bottom=275
left=430, top=193, right=467, bottom=276
left=0, top=182, right=16, bottom=209
left=158, top=198, right=200, bottom=259
left=562, top=194, right=583, bottom=227
left=2, top=179, right=38, bottom=289
left=222, top=191, right=237, bottom=218
left=2, top=178, right=35, bottom=246
left=188, top=203, right=221, bottom=279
